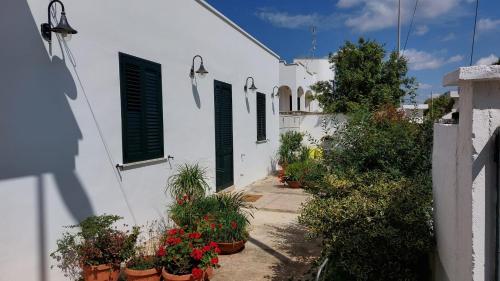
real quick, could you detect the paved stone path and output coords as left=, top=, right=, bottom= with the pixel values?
left=212, top=177, right=322, bottom=281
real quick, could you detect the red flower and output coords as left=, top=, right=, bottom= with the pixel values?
left=166, top=237, right=182, bottom=245
left=203, top=215, right=210, bottom=221
left=183, top=194, right=189, bottom=200
left=214, top=247, right=221, bottom=254
left=209, top=241, right=218, bottom=248
left=177, top=199, right=184, bottom=205
left=202, top=245, right=211, bottom=252
left=189, top=232, right=202, bottom=239
left=218, top=223, right=222, bottom=229
left=156, top=246, right=165, bottom=257
left=191, top=248, right=203, bottom=260
left=179, top=229, right=185, bottom=235
left=230, top=221, right=238, bottom=229
left=210, top=257, right=219, bottom=265
left=191, top=267, right=203, bottom=279
left=167, top=229, right=178, bottom=236
left=210, top=223, right=215, bottom=230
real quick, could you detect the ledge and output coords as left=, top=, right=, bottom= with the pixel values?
left=116, top=157, right=168, bottom=171
left=256, top=139, right=269, bottom=144
left=443, top=65, right=500, bottom=86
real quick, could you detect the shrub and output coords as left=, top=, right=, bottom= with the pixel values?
left=299, top=107, right=434, bottom=281
left=284, top=160, right=325, bottom=186
left=199, top=210, right=250, bottom=243
left=50, top=215, right=139, bottom=280
left=278, top=131, right=308, bottom=165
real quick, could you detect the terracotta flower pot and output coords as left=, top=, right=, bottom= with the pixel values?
left=82, top=264, right=119, bottom=281
left=217, top=240, right=246, bottom=255
left=161, top=268, right=212, bottom=281
left=125, top=267, right=161, bottom=281
left=286, top=180, right=301, bottom=189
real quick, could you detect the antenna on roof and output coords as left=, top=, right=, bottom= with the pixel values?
left=304, top=25, right=317, bottom=71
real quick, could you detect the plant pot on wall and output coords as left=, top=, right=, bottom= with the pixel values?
left=83, top=264, right=120, bottom=281
left=125, top=267, right=161, bottom=281
left=217, top=240, right=246, bottom=255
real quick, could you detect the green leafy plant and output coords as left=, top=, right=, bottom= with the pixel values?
left=278, top=131, right=308, bottom=165
left=299, top=107, right=433, bottom=281
left=50, top=215, right=139, bottom=280
left=127, top=222, right=163, bottom=270
left=199, top=211, right=249, bottom=243
left=167, top=163, right=210, bottom=201
left=156, top=228, right=220, bottom=278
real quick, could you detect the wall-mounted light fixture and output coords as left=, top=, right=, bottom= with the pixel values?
left=271, top=86, right=279, bottom=98
left=190, top=55, right=208, bottom=78
left=41, top=0, right=77, bottom=43
left=244, top=77, right=257, bottom=92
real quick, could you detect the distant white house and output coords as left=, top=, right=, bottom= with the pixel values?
left=278, top=58, right=337, bottom=142
left=400, top=104, right=429, bottom=123
left=0, top=1, right=281, bottom=280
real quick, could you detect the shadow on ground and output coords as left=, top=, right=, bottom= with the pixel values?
left=264, top=222, right=322, bottom=281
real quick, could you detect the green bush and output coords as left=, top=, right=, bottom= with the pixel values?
left=278, top=131, right=308, bottom=165
left=284, top=160, right=325, bottom=186
left=299, top=108, right=434, bottom=281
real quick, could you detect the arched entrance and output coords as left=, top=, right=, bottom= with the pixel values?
left=297, top=87, right=304, bottom=111
left=278, top=86, right=292, bottom=112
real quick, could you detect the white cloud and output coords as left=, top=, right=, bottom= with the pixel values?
left=419, top=83, right=433, bottom=90
left=441, top=33, right=456, bottom=42
left=339, top=0, right=461, bottom=32
left=255, top=10, right=319, bottom=29
left=402, top=49, right=463, bottom=70
left=415, top=25, right=429, bottom=36
left=477, top=18, right=500, bottom=32
left=475, top=54, right=499, bottom=66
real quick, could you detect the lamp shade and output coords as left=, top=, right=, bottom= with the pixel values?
left=51, top=12, right=77, bottom=35
left=249, top=82, right=257, bottom=91
left=196, top=62, right=209, bottom=75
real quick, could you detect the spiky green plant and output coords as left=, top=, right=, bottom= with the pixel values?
left=166, top=163, right=210, bottom=201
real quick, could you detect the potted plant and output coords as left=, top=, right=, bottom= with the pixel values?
left=125, top=224, right=162, bottom=281
left=284, top=161, right=305, bottom=188
left=166, top=163, right=210, bottom=202
left=157, top=228, right=220, bottom=281
left=197, top=192, right=254, bottom=255
left=50, top=215, right=139, bottom=281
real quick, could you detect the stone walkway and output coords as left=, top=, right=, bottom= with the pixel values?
left=212, top=176, right=322, bottom=281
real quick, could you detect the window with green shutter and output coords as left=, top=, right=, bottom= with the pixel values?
left=256, top=92, right=266, bottom=141
left=119, top=53, right=164, bottom=164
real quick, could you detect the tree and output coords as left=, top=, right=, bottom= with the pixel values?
left=424, top=94, right=455, bottom=121
left=312, top=38, right=416, bottom=114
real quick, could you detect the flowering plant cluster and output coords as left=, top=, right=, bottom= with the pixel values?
left=199, top=211, right=249, bottom=244
left=156, top=228, right=220, bottom=278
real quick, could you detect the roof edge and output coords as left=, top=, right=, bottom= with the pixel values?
left=195, top=0, right=280, bottom=60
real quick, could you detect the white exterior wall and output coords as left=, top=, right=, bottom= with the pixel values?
left=0, top=1, right=279, bottom=280
left=433, top=123, right=458, bottom=281
left=434, top=66, right=500, bottom=281
left=279, top=114, right=345, bottom=145
left=293, top=58, right=335, bottom=82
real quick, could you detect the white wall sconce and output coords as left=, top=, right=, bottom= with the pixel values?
left=244, top=77, right=257, bottom=92
left=190, top=55, right=208, bottom=78
left=271, top=86, right=279, bottom=98
left=41, top=0, right=77, bottom=43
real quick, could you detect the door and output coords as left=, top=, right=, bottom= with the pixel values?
left=214, top=80, right=234, bottom=191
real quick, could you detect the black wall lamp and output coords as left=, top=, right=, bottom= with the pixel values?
left=41, top=0, right=77, bottom=43
left=244, top=77, right=257, bottom=92
left=190, top=55, right=208, bottom=78
left=271, top=86, right=279, bottom=98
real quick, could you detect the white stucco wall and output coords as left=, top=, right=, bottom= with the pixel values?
left=293, top=58, right=335, bottom=82
left=279, top=113, right=345, bottom=145
left=433, top=123, right=458, bottom=281
left=434, top=66, right=500, bottom=281
left=0, top=1, right=279, bottom=280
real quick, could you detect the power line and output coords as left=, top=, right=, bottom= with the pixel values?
left=402, top=0, right=420, bottom=53
left=470, top=0, right=479, bottom=66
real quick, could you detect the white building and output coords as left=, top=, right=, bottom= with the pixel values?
left=433, top=65, right=500, bottom=281
left=400, top=104, right=429, bottom=123
left=0, top=1, right=281, bottom=280
left=277, top=58, right=337, bottom=142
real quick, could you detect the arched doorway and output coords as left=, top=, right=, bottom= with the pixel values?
left=305, top=90, right=313, bottom=112
left=297, top=87, right=304, bottom=111
left=278, top=86, right=292, bottom=112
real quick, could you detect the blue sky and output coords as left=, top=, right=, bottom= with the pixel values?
left=205, top=0, right=500, bottom=102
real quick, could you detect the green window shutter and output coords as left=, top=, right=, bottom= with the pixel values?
left=119, top=53, right=164, bottom=164
left=256, top=92, right=266, bottom=141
